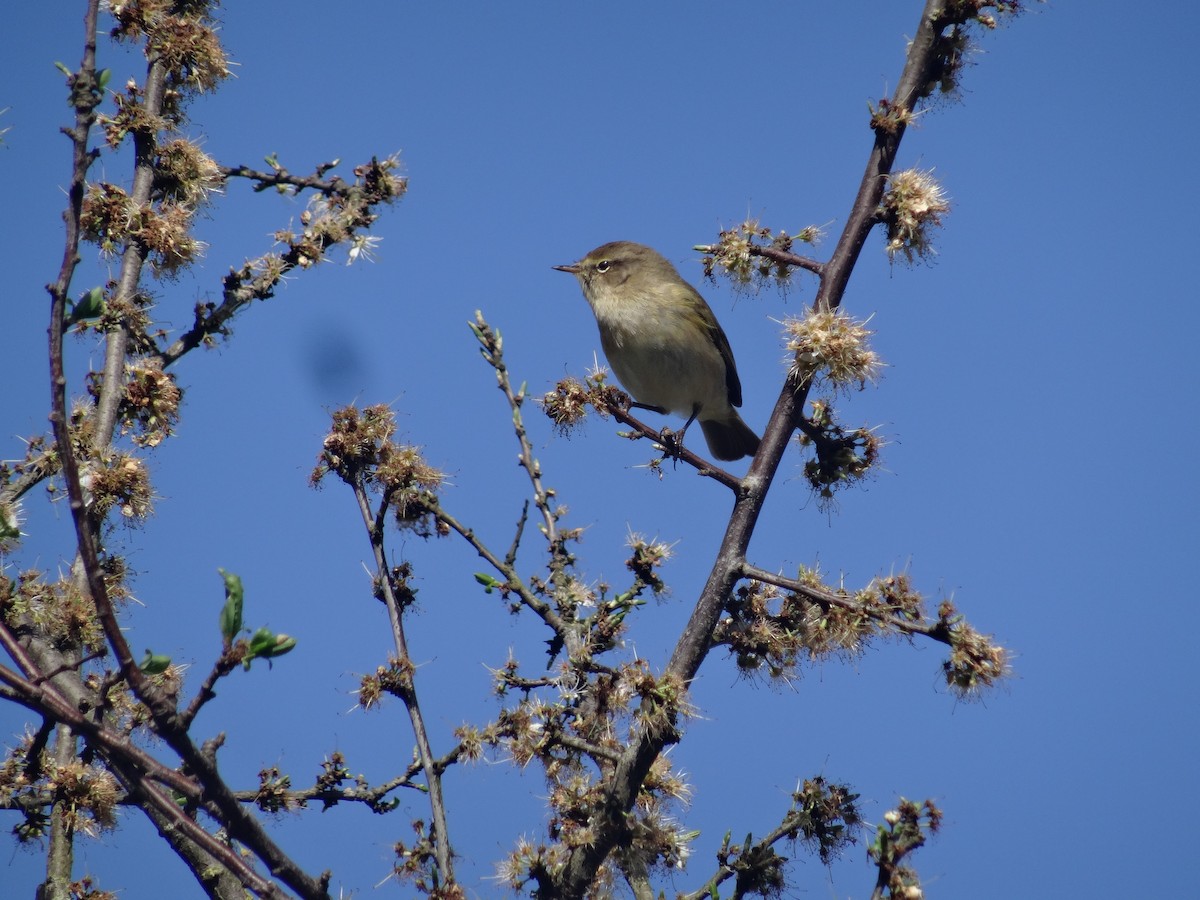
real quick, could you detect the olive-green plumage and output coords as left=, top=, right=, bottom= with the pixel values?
left=554, top=241, right=760, bottom=461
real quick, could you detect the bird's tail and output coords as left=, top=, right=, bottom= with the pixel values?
left=700, top=413, right=760, bottom=462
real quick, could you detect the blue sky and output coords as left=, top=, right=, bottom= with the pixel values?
left=3, top=2, right=1198, bottom=897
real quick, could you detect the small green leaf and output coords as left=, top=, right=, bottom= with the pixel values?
left=247, top=626, right=275, bottom=656
left=218, top=568, right=244, bottom=644
left=66, top=286, right=105, bottom=324
left=474, top=572, right=502, bottom=593
left=97, top=68, right=112, bottom=90
left=260, top=634, right=296, bottom=659
left=139, top=649, right=172, bottom=674
left=243, top=628, right=296, bottom=669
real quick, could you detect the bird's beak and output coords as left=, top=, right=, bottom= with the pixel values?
left=552, top=263, right=581, bottom=274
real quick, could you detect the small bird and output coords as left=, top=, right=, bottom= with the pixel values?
left=554, top=241, right=760, bottom=462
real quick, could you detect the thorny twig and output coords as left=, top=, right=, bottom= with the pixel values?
left=349, top=477, right=455, bottom=882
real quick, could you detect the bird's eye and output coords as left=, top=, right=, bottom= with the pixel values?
left=595, top=260, right=612, bottom=273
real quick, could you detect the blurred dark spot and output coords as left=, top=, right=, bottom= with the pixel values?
left=300, top=319, right=369, bottom=402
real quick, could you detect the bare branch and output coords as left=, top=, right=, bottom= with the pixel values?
left=349, top=478, right=455, bottom=883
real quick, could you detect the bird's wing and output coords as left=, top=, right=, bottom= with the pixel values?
left=708, top=321, right=743, bottom=408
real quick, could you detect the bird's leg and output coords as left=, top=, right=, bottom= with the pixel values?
left=658, top=403, right=700, bottom=461
left=679, top=403, right=700, bottom=437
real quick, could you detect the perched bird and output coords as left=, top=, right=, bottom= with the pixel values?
left=554, top=241, right=760, bottom=461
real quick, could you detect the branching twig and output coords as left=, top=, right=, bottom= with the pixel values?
left=737, top=563, right=950, bottom=644
left=219, top=161, right=343, bottom=194
left=593, top=394, right=744, bottom=492
left=0, top=447, right=59, bottom=507
left=470, top=314, right=567, bottom=565
left=234, top=743, right=468, bottom=812
left=177, top=651, right=240, bottom=731
left=349, top=479, right=455, bottom=883
left=431, top=501, right=568, bottom=636
left=156, top=156, right=405, bottom=368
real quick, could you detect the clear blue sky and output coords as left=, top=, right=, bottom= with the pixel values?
left=3, top=3, right=1197, bottom=897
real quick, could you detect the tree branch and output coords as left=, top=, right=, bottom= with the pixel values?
left=738, top=563, right=950, bottom=644
left=350, top=479, right=455, bottom=883
left=557, top=2, right=967, bottom=893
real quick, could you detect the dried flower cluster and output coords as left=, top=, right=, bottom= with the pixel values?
left=879, top=168, right=950, bottom=263
left=154, top=138, right=223, bottom=206
left=119, top=358, right=182, bottom=446
left=714, top=568, right=1006, bottom=702
left=357, top=656, right=417, bottom=710
left=717, top=570, right=917, bottom=679
left=699, top=219, right=821, bottom=288
left=82, top=452, right=153, bottom=521
left=540, top=371, right=628, bottom=435
left=921, top=25, right=974, bottom=100
left=789, top=776, right=864, bottom=864
left=271, top=157, right=408, bottom=270
left=109, top=0, right=231, bottom=96
left=79, top=182, right=205, bottom=273
left=786, top=308, right=883, bottom=392
left=1, top=569, right=106, bottom=653
left=313, top=404, right=446, bottom=534
left=707, top=777, right=860, bottom=896
left=394, top=819, right=464, bottom=898
left=489, top=662, right=697, bottom=890
left=253, top=766, right=297, bottom=815
left=870, top=97, right=920, bottom=136
left=938, top=599, right=1010, bottom=697
left=0, top=740, right=119, bottom=844
left=797, top=400, right=883, bottom=503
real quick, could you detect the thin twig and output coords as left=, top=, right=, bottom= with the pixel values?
left=350, top=479, right=455, bottom=883
left=738, top=563, right=950, bottom=644
left=505, top=499, right=530, bottom=569
left=232, top=743, right=469, bottom=811
left=177, top=652, right=239, bottom=731
left=595, top=394, right=743, bottom=492
left=432, top=501, right=568, bottom=635
left=219, top=161, right=343, bottom=194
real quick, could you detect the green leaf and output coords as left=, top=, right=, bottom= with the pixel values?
left=246, top=626, right=275, bottom=656
left=97, top=68, right=112, bottom=90
left=243, top=627, right=296, bottom=669
left=260, top=634, right=297, bottom=659
left=218, top=568, right=244, bottom=644
left=66, top=286, right=105, bottom=324
left=474, top=572, right=502, bottom=593
left=139, top=649, right=172, bottom=674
